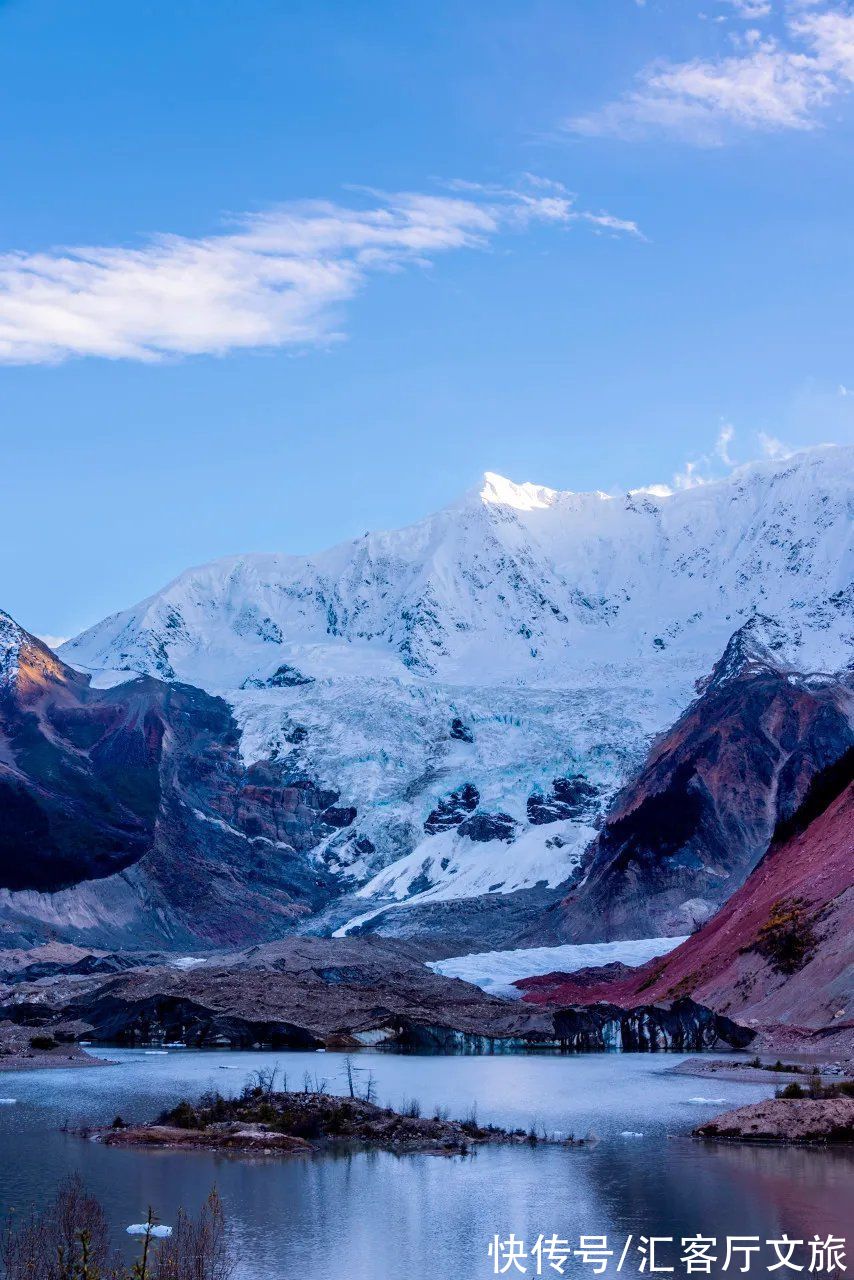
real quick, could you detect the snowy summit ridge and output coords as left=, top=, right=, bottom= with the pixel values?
left=59, top=446, right=854, bottom=925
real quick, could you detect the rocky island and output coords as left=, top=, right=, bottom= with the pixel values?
left=90, top=1079, right=569, bottom=1156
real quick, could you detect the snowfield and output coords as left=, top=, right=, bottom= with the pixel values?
left=429, top=937, right=689, bottom=998
left=60, top=446, right=854, bottom=920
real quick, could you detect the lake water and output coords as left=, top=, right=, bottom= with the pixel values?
left=0, top=1048, right=851, bottom=1279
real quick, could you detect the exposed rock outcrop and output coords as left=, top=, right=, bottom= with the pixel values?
left=449, top=717, right=474, bottom=743
left=424, top=783, right=479, bottom=834
left=527, top=776, right=599, bottom=826
left=458, top=812, right=517, bottom=843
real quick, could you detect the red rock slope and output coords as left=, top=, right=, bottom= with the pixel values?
left=520, top=750, right=853, bottom=1033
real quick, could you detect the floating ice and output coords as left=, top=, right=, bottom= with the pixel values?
left=126, top=1224, right=172, bottom=1238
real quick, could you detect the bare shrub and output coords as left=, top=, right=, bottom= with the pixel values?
left=2, top=1176, right=232, bottom=1280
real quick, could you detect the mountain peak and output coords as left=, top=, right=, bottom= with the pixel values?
left=0, top=609, right=79, bottom=696
left=478, top=472, right=560, bottom=511
left=700, top=615, right=791, bottom=694
left=0, top=610, right=24, bottom=683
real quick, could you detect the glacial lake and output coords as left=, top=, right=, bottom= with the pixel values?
left=0, top=1048, right=851, bottom=1280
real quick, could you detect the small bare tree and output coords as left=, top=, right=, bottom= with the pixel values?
left=153, top=1190, right=232, bottom=1280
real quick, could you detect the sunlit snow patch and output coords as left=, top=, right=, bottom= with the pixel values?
left=428, top=936, right=688, bottom=998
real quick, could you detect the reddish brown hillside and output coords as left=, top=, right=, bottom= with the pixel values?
left=545, top=623, right=853, bottom=943
left=520, top=753, right=853, bottom=1032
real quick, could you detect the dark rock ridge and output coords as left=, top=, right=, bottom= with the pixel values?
left=520, top=750, right=854, bottom=1036
left=241, top=663, right=314, bottom=689
left=423, top=784, right=516, bottom=843
left=424, top=783, right=479, bottom=834
left=549, top=620, right=853, bottom=941
left=0, top=614, right=353, bottom=947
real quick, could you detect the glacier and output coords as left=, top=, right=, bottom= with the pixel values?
left=428, top=937, right=689, bottom=998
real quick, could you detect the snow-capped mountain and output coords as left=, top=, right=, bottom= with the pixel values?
left=57, top=446, right=853, bottom=944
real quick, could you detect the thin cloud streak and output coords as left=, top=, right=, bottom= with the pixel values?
left=0, top=182, right=640, bottom=365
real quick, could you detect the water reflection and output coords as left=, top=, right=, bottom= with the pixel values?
left=0, top=1049, right=849, bottom=1280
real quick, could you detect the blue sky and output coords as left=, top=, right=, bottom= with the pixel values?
left=1, top=0, right=852, bottom=638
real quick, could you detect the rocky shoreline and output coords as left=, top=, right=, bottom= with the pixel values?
left=670, top=1055, right=853, bottom=1084
left=695, top=1096, right=854, bottom=1145
left=0, top=1022, right=110, bottom=1071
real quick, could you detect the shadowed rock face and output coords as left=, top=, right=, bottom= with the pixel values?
left=552, top=998, right=755, bottom=1053
left=458, top=811, right=517, bottom=843
left=551, top=624, right=853, bottom=942
left=0, top=617, right=353, bottom=946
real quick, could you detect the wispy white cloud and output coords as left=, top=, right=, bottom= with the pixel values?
left=37, top=634, right=69, bottom=650
left=724, top=0, right=773, bottom=18
left=565, top=3, right=854, bottom=144
left=0, top=181, right=639, bottom=365
left=668, top=424, right=798, bottom=491
left=715, top=422, right=736, bottom=465
left=672, top=457, right=710, bottom=489
left=757, top=430, right=795, bottom=459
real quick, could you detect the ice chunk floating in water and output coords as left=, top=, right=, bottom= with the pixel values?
left=429, top=937, right=688, bottom=998
left=127, top=1225, right=172, bottom=1238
